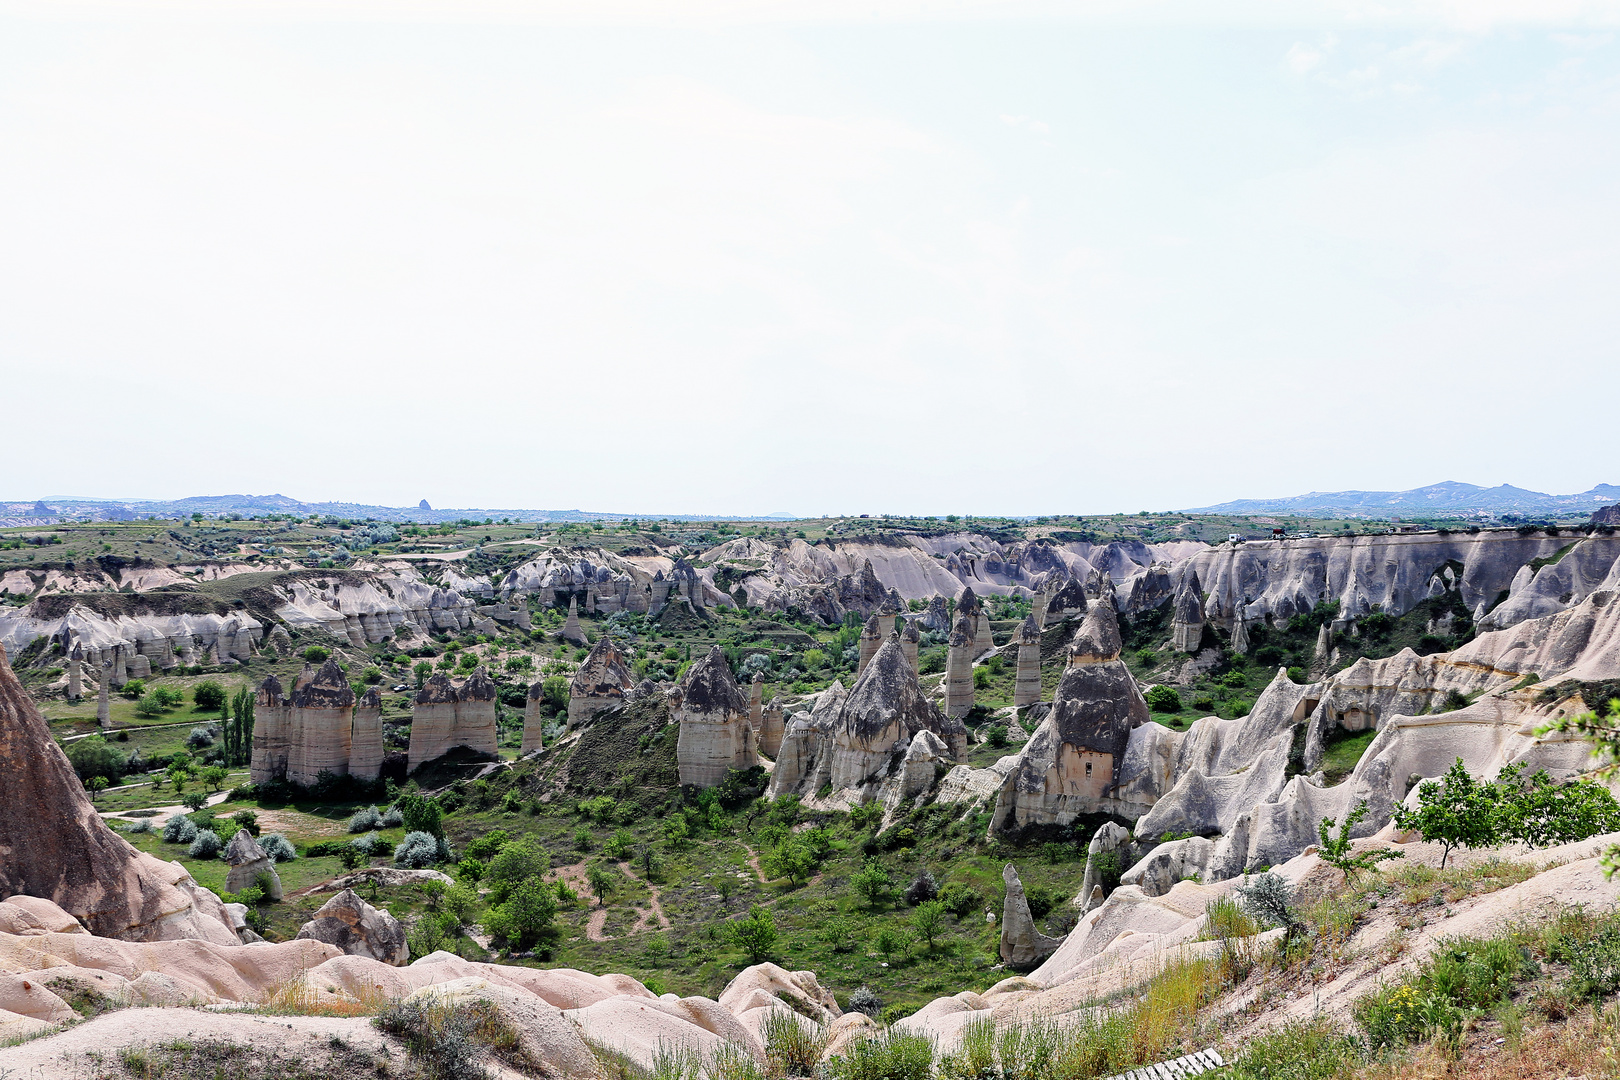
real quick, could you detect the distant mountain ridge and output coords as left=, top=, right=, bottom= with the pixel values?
left=3, top=494, right=793, bottom=525
left=1187, top=481, right=1620, bottom=517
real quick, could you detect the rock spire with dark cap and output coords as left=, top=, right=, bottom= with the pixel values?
left=675, top=646, right=758, bottom=787
left=564, top=635, right=634, bottom=729
left=1068, top=601, right=1123, bottom=666
left=1171, top=570, right=1206, bottom=654
left=1045, top=576, right=1089, bottom=624
left=1014, top=614, right=1042, bottom=707
left=829, top=639, right=967, bottom=790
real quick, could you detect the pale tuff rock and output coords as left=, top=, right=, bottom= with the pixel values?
left=829, top=640, right=968, bottom=794
left=1478, top=536, right=1620, bottom=632
left=521, top=680, right=548, bottom=755
left=1033, top=575, right=1059, bottom=628
left=1315, top=621, right=1333, bottom=661
left=958, top=587, right=994, bottom=659
left=1230, top=612, right=1251, bottom=655
left=566, top=636, right=633, bottom=728
left=759, top=694, right=785, bottom=758
left=96, top=660, right=110, bottom=729
left=992, top=605, right=1149, bottom=832
left=294, top=888, right=408, bottom=966
left=1014, top=615, right=1042, bottom=707
left=0, top=645, right=238, bottom=944
left=250, top=674, right=289, bottom=784
left=1044, top=577, right=1088, bottom=624
left=922, top=595, right=951, bottom=633
left=1171, top=571, right=1205, bottom=654
left=999, top=864, right=1062, bottom=970
left=858, top=614, right=885, bottom=676
left=764, top=681, right=846, bottom=798
left=66, top=643, right=81, bottom=701
left=749, top=671, right=765, bottom=731
left=224, top=829, right=282, bottom=902
left=408, top=669, right=498, bottom=771
left=1078, top=822, right=1133, bottom=909
left=283, top=660, right=356, bottom=787
left=561, top=595, right=587, bottom=646
left=676, top=646, right=758, bottom=787
left=349, top=687, right=384, bottom=781
left=945, top=613, right=975, bottom=719
left=900, top=618, right=921, bottom=673
left=881, top=728, right=952, bottom=821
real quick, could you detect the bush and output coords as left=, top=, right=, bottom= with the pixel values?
left=302, top=646, right=330, bottom=664
left=379, top=804, right=404, bottom=828
left=1145, top=685, right=1183, bottom=713
left=192, top=681, right=227, bottom=711
left=351, top=832, right=391, bottom=857
left=394, top=830, right=442, bottom=869
left=65, top=735, right=125, bottom=785
left=483, top=878, right=558, bottom=951
left=462, top=829, right=510, bottom=862
left=727, top=905, right=779, bottom=963
left=162, top=815, right=198, bottom=844
left=230, top=809, right=260, bottom=836
left=121, top=679, right=146, bottom=700
left=1235, top=872, right=1299, bottom=934
left=259, top=833, right=296, bottom=862
left=984, top=726, right=1008, bottom=749
left=397, top=793, right=445, bottom=839
left=904, top=869, right=939, bottom=905
left=822, top=1031, right=935, bottom=1080
left=1229, top=1016, right=1360, bottom=1080
left=188, top=829, right=222, bottom=859
left=939, top=882, right=980, bottom=919
left=347, top=805, right=382, bottom=833
left=761, top=1006, right=827, bottom=1079
left=186, top=726, right=215, bottom=749
left=123, top=818, right=152, bottom=834
left=848, top=986, right=881, bottom=1016
left=134, top=696, right=165, bottom=718
left=486, top=837, right=548, bottom=904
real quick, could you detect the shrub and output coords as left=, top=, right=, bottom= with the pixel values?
left=761, top=1007, right=826, bottom=1079
left=259, top=833, right=296, bottom=862
left=486, top=837, right=548, bottom=904
left=462, top=829, right=510, bottom=862
left=302, top=646, right=330, bottom=664
left=939, top=882, right=980, bottom=919
left=123, top=818, right=152, bottom=834
left=1235, top=872, right=1299, bottom=934
left=1145, top=685, right=1183, bottom=713
left=351, top=831, right=391, bottom=857
left=848, top=986, right=881, bottom=1016
left=188, top=829, right=222, bottom=859
left=1317, top=800, right=1405, bottom=881
left=121, top=679, right=146, bottom=699
left=904, top=869, right=939, bottom=905
left=822, top=1030, right=934, bottom=1080
left=192, top=681, right=227, bottom=711
left=65, top=735, right=125, bottom=785
left=347, top=805, right=382, bottom=833
left=483, top=878, right=558, bottom=950
left=603, top=827, right=635, bottom=861
left=1025, top=885, right=1056, bottom=920
left=374, top=996, right=519, bottom=1078
left=984, top=726, right=1008, bottom=749
left=231, top=809, right=260, bottom=836
left=1229, top=1016, right=1360, bottom=1080
left=379, top=805, right=404, bottom=828
left=163, top=815, right=198, bottom=844
left=397, top=793, right=445, bottom=839
left=394, top=831, right=442, bottom=869
left=135, top=696, right=166, bottom=718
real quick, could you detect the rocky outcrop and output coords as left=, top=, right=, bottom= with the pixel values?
left=827, top=640, right=967, bottom=797
left=748, top=672, right=765, bottom=733
left=900, top=619, right=921, bottom=673
left=676, top=647, right=758, bottom=788
left=999, top=865, right=1062, bottom=970
left=567, top=637, right=633, bottom=728
left=224, top=829, right=282, bottom=901
left=561, top=596, right=587, bottom=646
left=1044, top=577, right=1088, bottom=624
left=759, top=694, right=785, bottom=759
left=993, top=604, right=1149, bottom=832
left=765, top=681, right=846, bottom=799
left=858, top=615, right=885, bottom=676
left=521, top=680, right=549, bottom=755
left=945, top=614, right=974, bottom=719
left=1077, top=822, right=1133, bottom=910
left=349, top=688, right=384, bottom=780
left=1014, top=615, right=1041, bottom=707
left=0, top=645, right=237, bottom=944
left=1171, top=571, right=1205, bottom=653
left=407, top=670, right=498, bottom=771
left=294, top=889, right=407, bottom=966
left=282, top=660, right=356, bottom=788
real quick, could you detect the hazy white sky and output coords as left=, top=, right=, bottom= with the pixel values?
left=2, top=0, right=1617, bottom=516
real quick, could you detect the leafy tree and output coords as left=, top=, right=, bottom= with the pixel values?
left=484, top=878, right=558, bottom=950
left=1317, top=801, right=1405, bottom=881
left=303, top=646, right=330, bottom=664
left=121, top=679, right=146, bottom=700
left=586, top=863, right=616, bottom=907
left=603, top=828, right=635, bottom=861
left=337, top=845, right=367, bottom=872
left=193, top=681, right=227, bottom=711
left=64, top=735, right=125, bottom=785
left=135, top=696, right=166, bottom=719
left=763, top=838, right=817, bottom=886
left=874, top=926, right=910, bottom=961
left=911, top=900, right=947, bottom=948
left=727, top=905, right=778, bottom=964
left=851, top=860, right=894, bottom=911
left=1494, top=761, right=1620, bottom=848
left=181, top=791, right=209, bottom=813
left=199, top=765, right=230, bottom=793
left=397, top=793, right=445, bottom=840
left=1390, top=759, right=1503, bottom=870
left=86, top=776, right=109, bottom=801
left=486, top=837, right=548, bottom=903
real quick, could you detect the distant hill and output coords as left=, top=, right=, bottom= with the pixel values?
left=3, top=494, right=795, bottom=525
left=1187, top=481, right=1620, bottom=517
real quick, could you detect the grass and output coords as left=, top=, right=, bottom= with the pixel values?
left=1320, top=729, right=1377, bottom=784
left=104, top=1037, right=386, bottom=1080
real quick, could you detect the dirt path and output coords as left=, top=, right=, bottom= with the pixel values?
left=743, top=845, right=766, bottom=884
left=585, top=908, right=610, bottom=942
left=618, top=861, right=672, bottom=934
left=99, top=790, right=232, bottom=824
left=552, top=862, right=614, bottom=942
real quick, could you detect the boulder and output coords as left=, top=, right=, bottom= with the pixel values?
left=998, top=864, right=1062, bottom=970
left=223, top=829, right=282, bottom=901
left=294, top=889, right=407, bottom=966
left=0, top=646, right=237, bottom=944
left=718, top=963, right=841, bottom=1023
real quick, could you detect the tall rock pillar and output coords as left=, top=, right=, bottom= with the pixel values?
left=349, top=688, right=384, bottom=781
left=1014, top=615, right=1042, bottom=707
left=285, top=660, right=355, bottom=787
left=96, top=660, right=111, bottom=730
left=857, top=615, right=884, bottom=676
left=561, top=595, right=587, bottom=646
left=675, top=646, right=758, bottom=787
left=749, top=671, right=765, bottom=731
left=67, top=643, right=82, bottom=701
left=521, top=680, right=548, bottom=755
left=250, top=675, right=290, bottom=784
left=900, top=620, right=920, bottom=674
left=945, top=613, right=975, bottom=720
left=759, top=695, right=785, bottom=758
left=1170, top=571, right=1205, bottom=654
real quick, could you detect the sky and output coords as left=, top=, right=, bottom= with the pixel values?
left=1, top=1, right=1617, bottom=517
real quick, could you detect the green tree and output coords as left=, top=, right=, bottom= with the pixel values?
left=874, top=926, right=910, bottom=961
left=1145, top=685, right=1183, bottom=713
left=586, top=863, right=616, bottom=907
left=1390, top=759, right=1504, bottom=869
left=226, top=685, right=255, bottom=768
left=1494, top=761, right=1620, bottom=848
left=64, top=734, right=125, bottom=785
left=86, top=775, right=109, bottom=801
left=181, top=791, right=209, bottom=813
left=1317, top=800, right=1405, bottom=881
left=726, top=905, right=778, bottom=964
left=199, top=765, right=230, bottom=793
left=851, top=860, right=894, bottom=911
left=762, top=838, right=817, bottom=886
left=911, top=900, right=947, bottom=948
left=484, top=878, right=558, bottom=950
left=193, top=681, right=227, bottom=712
left=397, top=793, right=445, bottom=840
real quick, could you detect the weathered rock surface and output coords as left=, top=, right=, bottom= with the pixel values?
left=566, top=635, right=634, bottom=728
left=0, top=646, right=237, bottom=944
left=223, top=829, right=282, bottom=901
left=999, top=864, right=1062, bottom=970
left=294, top=889, right=407, bottom=966
left=829, top=641, right=967, bottom=798
left=1171, top=570, right=1205, bottom=653
left=1014, top=614, right=1042, bottom=707
left=945, top=613, right=974, bottom=719
left=282, top=659, right=356, bottom=787
left=407, top=669, right=498, bottom=771
left=676, top=646, right=758, bottom=787
left=758, top=694, right=785, bottom=759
